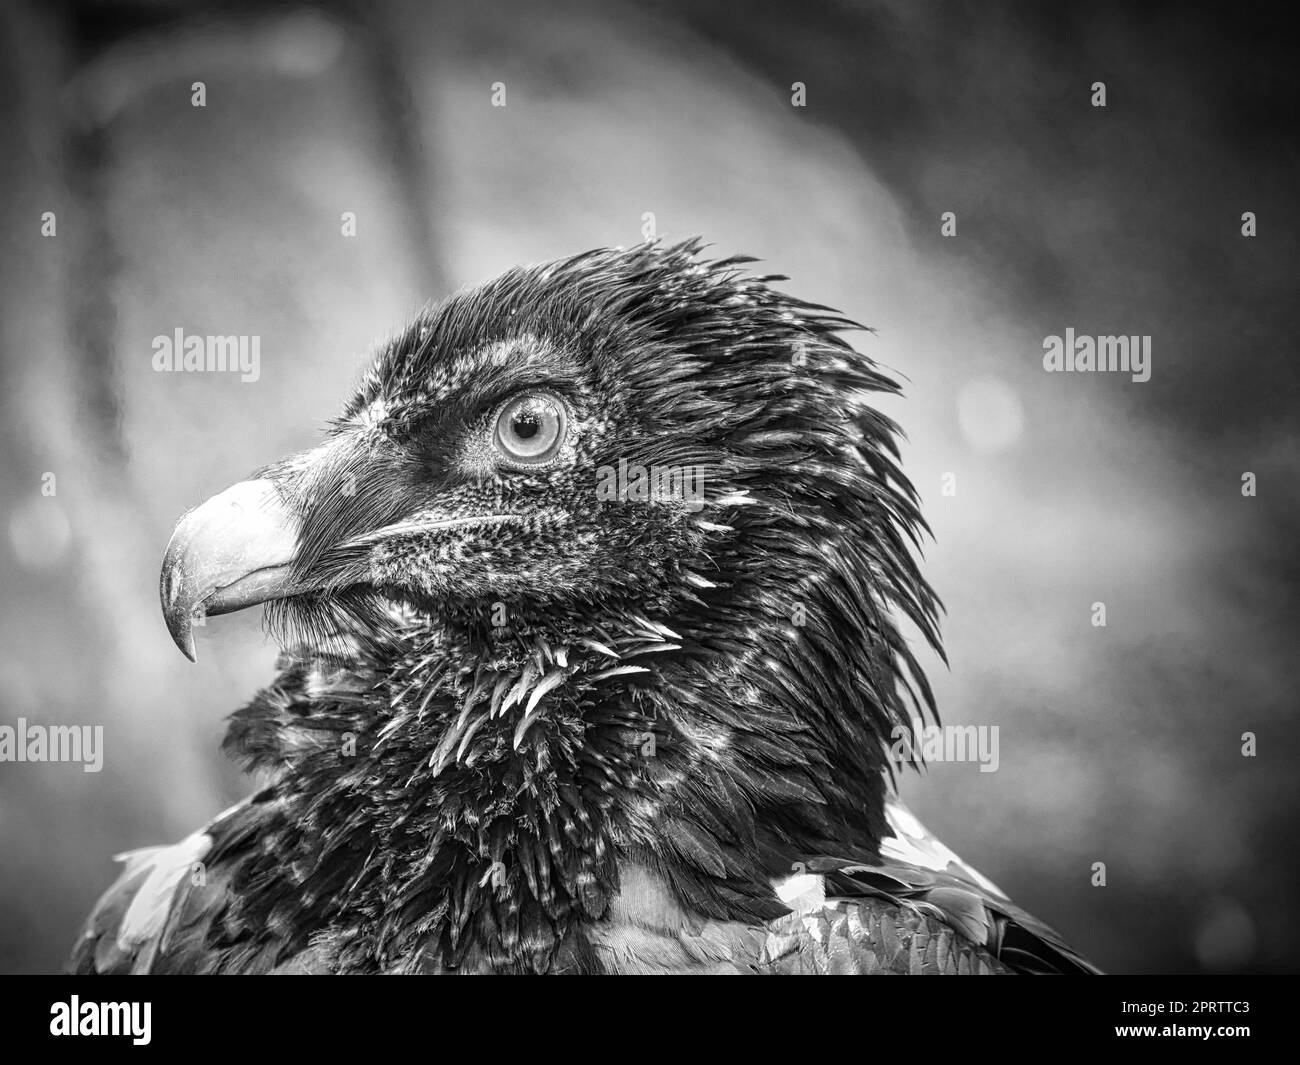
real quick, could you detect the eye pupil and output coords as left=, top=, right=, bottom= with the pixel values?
left=512, top=412, right=541, bottom=440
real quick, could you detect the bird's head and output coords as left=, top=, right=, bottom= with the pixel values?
left=163, top=240, right=940, bottom=806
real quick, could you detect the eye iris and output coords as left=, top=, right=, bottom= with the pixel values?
left=495, top=395, right=564, bottom=462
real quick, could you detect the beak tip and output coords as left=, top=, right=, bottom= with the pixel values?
left=157, top=477, right=300, bottom=663
left=162, top=603, right=199, bottom=662
left=160, top=567, right=197, bottom=661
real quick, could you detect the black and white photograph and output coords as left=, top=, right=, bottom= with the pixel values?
left=0, top=0, right=1295, bottom=1036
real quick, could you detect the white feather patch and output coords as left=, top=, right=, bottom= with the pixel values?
left=115, top=830, right=212, bottom=951
left=882, top=798, right=1007, bottom=899
left=112, top=801, right=247, bottom=951
left=772, top=871, right=826, bottom=914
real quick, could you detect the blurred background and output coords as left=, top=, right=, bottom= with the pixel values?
left=1, top=0, right=1296, bottom=974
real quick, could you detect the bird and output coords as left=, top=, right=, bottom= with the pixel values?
left=69, top=239, right=1098, bottom=974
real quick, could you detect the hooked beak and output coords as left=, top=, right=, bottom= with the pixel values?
left=160, top=479, right=301, bottom=661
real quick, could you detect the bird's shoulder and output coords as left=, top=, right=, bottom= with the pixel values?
left=767, top=800, right=1099, bottom=974
left=66, top=794, right=318, bottom=975
left=594, top=800, right=1098, bottom=975
left=582, top=855, right=1017, bottom=975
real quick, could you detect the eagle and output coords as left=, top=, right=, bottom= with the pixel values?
left=69, top=240, right=1097, bottom=974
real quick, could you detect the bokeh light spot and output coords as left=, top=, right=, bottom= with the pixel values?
left=957, top=377, right=1025, bottom=454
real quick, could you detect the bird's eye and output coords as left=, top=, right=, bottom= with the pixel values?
left=492, top=393, right=567, bottom=465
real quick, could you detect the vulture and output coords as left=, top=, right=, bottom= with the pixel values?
left=69, top=240, right=1097, bottom=974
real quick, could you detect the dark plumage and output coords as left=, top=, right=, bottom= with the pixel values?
left=70, top=240, right=1097, bottom=974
